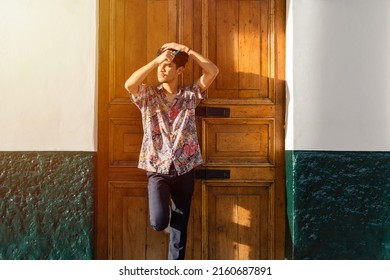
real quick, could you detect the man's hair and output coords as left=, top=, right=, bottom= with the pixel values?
left=156, top=48, right=189, bottom=68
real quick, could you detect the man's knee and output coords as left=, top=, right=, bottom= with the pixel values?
left=150, top=218, right=169, bottom=232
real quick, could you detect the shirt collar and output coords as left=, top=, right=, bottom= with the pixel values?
left=157, top=84, right=184, bottom=99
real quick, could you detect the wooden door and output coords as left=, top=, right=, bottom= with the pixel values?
left=97, top=0, right=286, bottom=260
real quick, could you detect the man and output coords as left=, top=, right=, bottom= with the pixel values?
left=124, top=42, right=219, bottom=260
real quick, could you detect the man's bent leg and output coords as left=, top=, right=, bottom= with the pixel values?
left=147, top=172, right=171, bottom=231
left=168, top=170, right=195, bottom=260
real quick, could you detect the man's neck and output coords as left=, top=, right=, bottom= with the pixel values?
left=163, top=81, right=178, bottom=95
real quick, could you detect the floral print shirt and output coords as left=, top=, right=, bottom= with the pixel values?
left=131, top=83, right=205, bottom=175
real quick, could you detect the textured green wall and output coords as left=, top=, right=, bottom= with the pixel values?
left=286, top=151, right=390, bottom=259
left=0, top=152, right=95, bottom=259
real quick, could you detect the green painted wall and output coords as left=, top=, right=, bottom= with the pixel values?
left=0, top=152, right=95, bottom=259
left=286, top=151, right=390, bottom=259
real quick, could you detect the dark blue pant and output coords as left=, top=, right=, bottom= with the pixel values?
left=147, top=167, right=194, bottom=260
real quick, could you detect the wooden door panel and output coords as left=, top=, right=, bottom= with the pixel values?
left=203, top=182, right=274, bottom=259
left=228, top=105, right=275, bottom=118
left=197, top=0, right=284, bottom=260
left=207, top=0, right=271, bottom=101
left=110, top=0, right=177, bottom=104
left=203, top=118, right=274, bottom=165
left=110, top=118, right=143, bottom=166
left=108, top=182, right=169, bottom=259
left=101, top=0, right=179, bottom=259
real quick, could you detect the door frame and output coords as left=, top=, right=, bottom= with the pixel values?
left=96, top=0, right=110, bottom=259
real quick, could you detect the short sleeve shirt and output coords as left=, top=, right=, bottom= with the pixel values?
left=131, top=83, right=205, bottom=175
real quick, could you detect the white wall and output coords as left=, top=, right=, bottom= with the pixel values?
left=0, top=0, right=97, bottom=151
left=286, top=0, right=390, bottom=151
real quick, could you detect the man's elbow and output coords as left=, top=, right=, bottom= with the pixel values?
left=124, top=81, right=137, bottom=95
left=211, top=66, right=219, bottom=80
left=214, top=66, right=220, bottom=78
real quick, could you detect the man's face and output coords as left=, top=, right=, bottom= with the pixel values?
left=157, top=61, right=180, bottom=83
